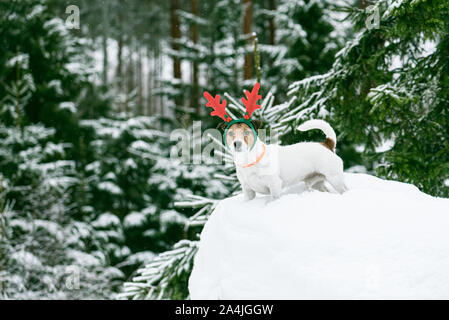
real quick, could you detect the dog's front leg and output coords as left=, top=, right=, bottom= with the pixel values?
left=268, top=177, right=282, bottom=200
left=242, top=185, right=256, bottom=201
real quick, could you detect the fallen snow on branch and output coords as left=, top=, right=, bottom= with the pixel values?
left=189, top=173, right=449, bottom=299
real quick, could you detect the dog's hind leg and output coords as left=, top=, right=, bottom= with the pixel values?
left=304, top=173, right=327, bottom=192
left=326, top=174, right=348, bottom=194
left=312, top=180, right=330, bottom=192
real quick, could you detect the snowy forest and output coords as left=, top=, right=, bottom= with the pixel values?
left=1, top=0, right=448, bottom=300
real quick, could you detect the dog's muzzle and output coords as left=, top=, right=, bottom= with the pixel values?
left=234, top=140, right=243, bottom=152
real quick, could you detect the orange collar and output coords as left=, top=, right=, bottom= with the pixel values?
left=241, top=144, right=266, bottom=168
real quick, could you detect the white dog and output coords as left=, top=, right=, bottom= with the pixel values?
left=226, top=119, right=348, bottom=200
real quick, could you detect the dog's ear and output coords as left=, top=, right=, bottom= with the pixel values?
left=216, top=122, right=228, bottom=131
left=251, top=119, right=262, bottom=130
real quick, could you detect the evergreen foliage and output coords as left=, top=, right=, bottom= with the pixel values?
left=270, top=0, right=449, bottom=196
left=1, top=0, right=447, bottom=300
left=0, top=125, right=123, bottom=299
left=120, top=0, right=449, bottom=299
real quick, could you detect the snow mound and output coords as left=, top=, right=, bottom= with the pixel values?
left=189, top=173, right=449, bottom=299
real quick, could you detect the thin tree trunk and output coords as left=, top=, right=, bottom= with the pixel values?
left=102, top=1, right=109, bottom=86
left=117, top=14, right=124, bottom=112
left=137, top=47, right=143, bottom=115
left=117, top=35, right=123, bottom=86
left=142, top=47, right=147, bottom=116
left=158, top=50, right=164, bottom=119
left=126, top=41, right=134, bottom=97
left=152, top=50, right=158, bottom=117
left=170, top=0, right=182, bottom=81
left=243, top=0, right=253, bottom=80
left=170, top=0, right=183, bottom=124
left=190, top=0, right=200, bottom=116
left=146, top=49, right=152, bottom=116
left=125, top=39, right=137, bottom=116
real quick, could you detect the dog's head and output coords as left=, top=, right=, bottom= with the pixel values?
left=204, top=82, right=262, bottom=159
left=219, top=120, right=262, bottom=153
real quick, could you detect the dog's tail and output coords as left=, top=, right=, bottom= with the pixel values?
left=297, top=119, right=336, bottom=152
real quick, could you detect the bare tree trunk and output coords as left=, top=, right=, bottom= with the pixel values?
left=170, top=0, right=182, bottom=81
left=137, top=46, right=143, bottom=116
left=243, top=0, right=253, bottom=80
left=142, top=47, right=147, bottom=116
left=116, top=14, right=124, bottom=112
left=146, top=49, right=152, bottom=116
left=117, top=35, right=123, bottom=86
left=125, top=41, right=134, bottom=115
left=170, top=0, right=184, bottom=124
left=127, top=41, right=134, bottom=95
left=158, top=51, right=164, bottom=118
left=102, top=1, right=109, bottom=87
left=190, top=0, right=200, bottom=116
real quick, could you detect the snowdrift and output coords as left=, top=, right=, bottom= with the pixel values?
left=189, top=173, right=449, bottom=299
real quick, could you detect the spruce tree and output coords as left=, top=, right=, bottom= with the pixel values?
left=268, top=0, right=449, bottom=196
left=0, top=0, right=121, bottom=298
left=0, top=124, right=124, bottom=299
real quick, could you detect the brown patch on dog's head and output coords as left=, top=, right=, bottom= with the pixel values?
left=225, top=122, right=256, bottom=152
left=320, top=137, right=335, bottom=152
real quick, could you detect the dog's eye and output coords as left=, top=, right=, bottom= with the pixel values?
left=244, top=131, right=250, bottom=136
left=228, top=131, right=234, bottom=137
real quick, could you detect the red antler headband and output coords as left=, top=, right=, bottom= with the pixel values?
left=241, top=82, right=261, bottom=120
left=203, top=92, right=232, bottom=122
left=204, top=83, right=262, bottom=150
left=203, top=83, right=261, bottom=122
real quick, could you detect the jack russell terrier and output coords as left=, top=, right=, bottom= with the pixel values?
left=204, top=83, right=348, bottom=200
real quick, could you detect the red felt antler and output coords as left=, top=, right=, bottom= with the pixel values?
left=241, top=83, right=262, bottom=120
left=204, top=92, right=231, bottom=122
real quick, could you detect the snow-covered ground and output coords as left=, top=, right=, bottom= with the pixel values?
left=189, top=173, right=449, bottom=299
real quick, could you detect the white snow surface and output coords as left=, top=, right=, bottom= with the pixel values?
left=189, top=173, right=449, bottom=299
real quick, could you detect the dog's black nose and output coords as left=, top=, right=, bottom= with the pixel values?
left=234, top=141, right=242, bottom=151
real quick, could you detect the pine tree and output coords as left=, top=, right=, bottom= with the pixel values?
left=0, top=0, right=122, bottom=298
left=80, top=113, right=231, bottom=278
left=1, top=0, right=112, bottom=139
left=268, top=0, right=449, bottom=196
left=0, top=124, right=124, bottom=299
